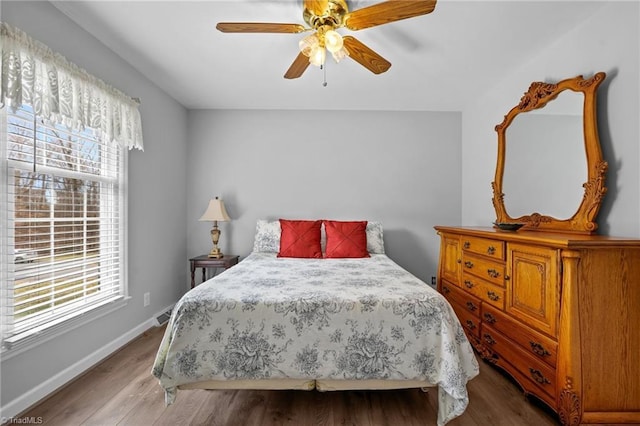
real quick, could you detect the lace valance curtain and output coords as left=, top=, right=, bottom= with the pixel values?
left=0, top=22, right=144, bottom=150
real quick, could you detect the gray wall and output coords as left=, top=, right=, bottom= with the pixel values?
left=461, top=1, right=640, bottom=238
left=187, top=110, right=462, bottom=284
left=1, top=1, right=188, bottom=413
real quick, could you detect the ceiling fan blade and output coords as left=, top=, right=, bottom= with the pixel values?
left=344, top=0, right=437, bottom=31
left=284, top=52, right=311, bottom=79
left=303, top=0, right=330, bottom=17
left=342, top=36, right=391, bottom=75
left=216, top=23, right=307, bottom=33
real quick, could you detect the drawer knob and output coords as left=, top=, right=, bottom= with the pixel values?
left=442, top=286, right=450, bottom=294
left=483, top=312, right=497, bottom=324
left=529, top=341, right=551, bottom=357
left=487, top=246, right=496, bottom=255
left=483, top=333, right=496, bottom=345
left=464, top=261, right=474, bottom=269
left=466, top=301, right=478, bottom=312
left=463, top=241, right=471, bottom=249
left=529, top=368, right=551, bottom=385
left=464, top=280, right=474, bottom=288
left=487, top=291, right=500, bottom=301
left=487, top=268, right=501, bottom=279
left=465, top=320, right=476, bottom=330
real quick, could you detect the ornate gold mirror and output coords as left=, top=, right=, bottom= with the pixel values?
left=492, top=72, right=607, bottom=234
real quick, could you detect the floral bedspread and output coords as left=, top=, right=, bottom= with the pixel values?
left=152, top=252, right=479, bottom=425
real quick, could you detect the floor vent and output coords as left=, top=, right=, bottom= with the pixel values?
left=153, top=308, right=173, bottom=326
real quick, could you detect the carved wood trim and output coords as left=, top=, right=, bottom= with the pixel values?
left=556, top=252, right=583, bottom=426
left=492, top=72, right=607, bottom=234
left=559, top=377, right=582, bottom=426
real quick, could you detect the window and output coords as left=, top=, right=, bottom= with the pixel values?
left=0, top=22, right=143, bottom=352
left=0, top=105, right=127, bottom=349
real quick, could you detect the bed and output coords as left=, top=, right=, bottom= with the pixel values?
left=152, top=220, right=479, bottom=425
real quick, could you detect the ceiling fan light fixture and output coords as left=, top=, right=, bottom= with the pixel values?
left=324, top=29, right=343, bottom=53
left=299, top=33, right=320, bottom=57
left=217, top=0, right=438, bottom=79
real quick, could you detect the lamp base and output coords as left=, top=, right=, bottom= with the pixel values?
left=208, top=247, right=223, bottom=258
left=208, top=223, right=223, bottom=258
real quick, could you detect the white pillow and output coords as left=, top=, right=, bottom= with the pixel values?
left=252, top=220, right=281, bottom=253
left=366, top=221, right=385, bottom=254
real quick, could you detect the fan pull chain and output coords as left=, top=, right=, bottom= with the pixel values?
left=322, top=64, right=327, bottom=87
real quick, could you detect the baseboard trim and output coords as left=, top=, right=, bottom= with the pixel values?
left=1, top=317, right=156, bottom=419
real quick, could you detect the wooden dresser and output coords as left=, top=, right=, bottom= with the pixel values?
left=435, top=226, right=640, bottom=425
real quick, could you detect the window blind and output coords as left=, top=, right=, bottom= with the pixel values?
left=1, top=105, right=125, bottom=347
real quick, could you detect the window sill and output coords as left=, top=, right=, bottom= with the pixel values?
left=1, top=296, right=130, bottom=361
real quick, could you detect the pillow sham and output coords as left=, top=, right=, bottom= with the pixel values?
left=278, top=219, right=323, bottom=258
left=324, top=220, right=370, bottom=258
left=253, top=219, right=281, bottom=253
left=366, top=221, right=385, bottom=254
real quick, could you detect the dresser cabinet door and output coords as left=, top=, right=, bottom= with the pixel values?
left=440, top=234, right=461, bottom=285
left=506, top=243, right=560, bottom=338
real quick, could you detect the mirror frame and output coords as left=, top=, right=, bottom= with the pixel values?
left=492, top=72, right=607, bottom=234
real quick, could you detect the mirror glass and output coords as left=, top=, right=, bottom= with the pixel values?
left=503, top=91, right=586, bottom=219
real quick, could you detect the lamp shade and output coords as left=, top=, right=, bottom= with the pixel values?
left=199, top=197, right=231, bottom=222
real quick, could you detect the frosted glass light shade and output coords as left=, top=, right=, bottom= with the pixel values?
left=324, top=30, right=343, bottom=53
left=331, top=46, right=349, bottom=63
left=299, top=34, right=320, bottom=57
left=309, top=46, right=326, bottom=66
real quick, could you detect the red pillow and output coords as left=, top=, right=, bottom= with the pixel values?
left=278, top=219, right=322, bottom=258
left=324, top=220, right=370, bottom=258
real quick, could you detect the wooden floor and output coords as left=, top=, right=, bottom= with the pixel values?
left=21, top=325, right=561, bottom=425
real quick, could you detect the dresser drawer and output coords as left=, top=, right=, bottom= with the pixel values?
left=461, top=252, right=505, bottom=287
left=449, top=301, right=481, bottom=338
left=441, top=280, right=481, bottom=317
left=461, top=236, right=504, bottom=260
left=481, top=324, right=556, bottom=399
left=462, top=274, right=505, bottom=310
left=482, top=304, right=557, bottom=367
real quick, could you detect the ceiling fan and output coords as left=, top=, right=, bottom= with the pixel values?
left=216, top=0, right=437, bottom=79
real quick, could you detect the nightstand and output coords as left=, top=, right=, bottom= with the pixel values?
left=189, top=254, right=239, bottom=289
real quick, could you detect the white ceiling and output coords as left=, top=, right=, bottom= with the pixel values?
left=50, top=0, right=606, bottom=111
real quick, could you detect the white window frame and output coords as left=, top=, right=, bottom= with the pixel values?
left=0, top=106, right=129, bottom=358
